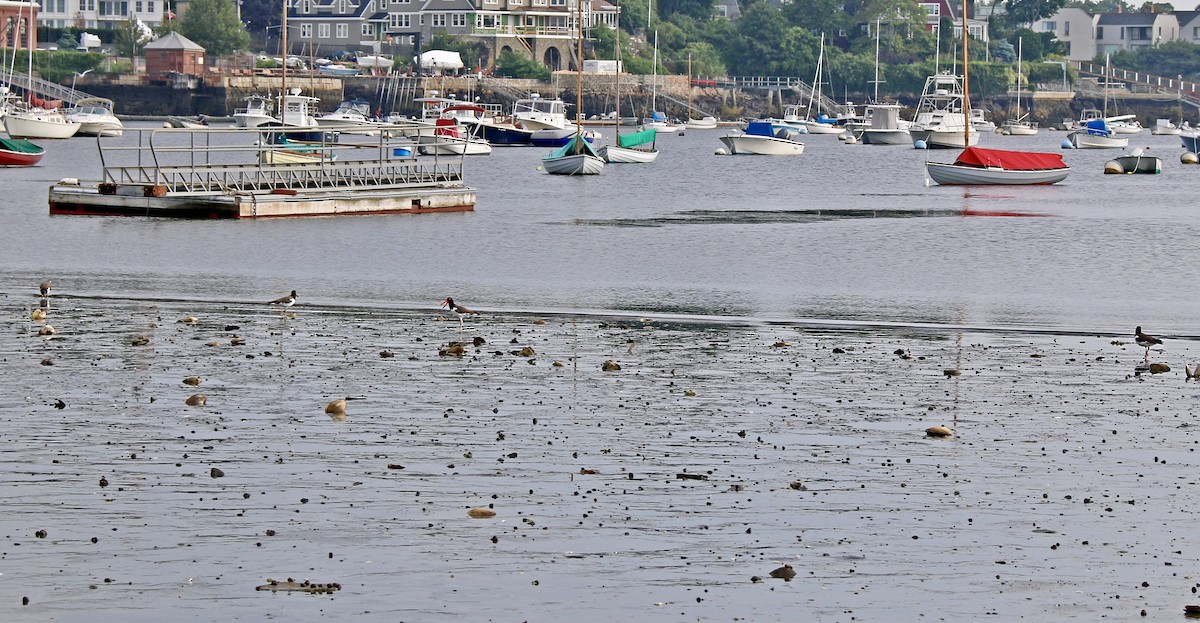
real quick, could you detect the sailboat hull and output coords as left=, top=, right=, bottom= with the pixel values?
left=926, top=162, right=1069, bottom=185
left=1068, top=132, right=1128, bottom=149
left=543, top=153, right=605, bottom=175
left=599, top=145, right=658, bottom=163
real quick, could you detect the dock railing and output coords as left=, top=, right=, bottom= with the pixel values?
left=93, top=124, right=469, bottom=195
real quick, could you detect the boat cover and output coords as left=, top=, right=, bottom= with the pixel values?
left=746, top=121, right=776, bottom=137
left=1084, top=119, right=1112, bottom=136
left=953, top=147, right=1066, bottom=170
left=549, top=134, right=602, bottom=158
left=616, top=128, right=656, bottom=149
left=0, top=137, right=45, bottom=154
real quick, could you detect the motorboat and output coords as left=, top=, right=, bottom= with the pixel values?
left=3, top=106, right=81, bottom=139
left=1104, top=148, right=1161, bottom=174
left=926, top=146, right=1069, bottom=185
left=233, top=94, right=275, bottom=128
left=355, top=53, right=393, bottom=71
left=168, top=116, right=209, bottom=129
left=1150, top=119, right=1182, bottom=135
left=858, top=104, right=911, bottom=145
left=1108, top=115, right=1143, bottom=135
left=719, top=120, right=805, bottom=155
left=511, top=93, right=569, bottom=131
left=316, top=98, right=382, bottom=134
left=65, top=97, right=123, bottom=137
left=685, top=116, right=718, bottom=130
left=418, top=118, right=492, bottom=155
left=970, top=108, right=996, bottom=133
left=908, top=72, right=979, bottom=149
left=318, top=64, right=359, bottom=77
left=278, top=88, right=320, bottom=128
left=0, top=136, right=45, bottom=166
left=645, top=111, right=679, bottom=133
left=1068, top=119, right=1128, bottom=149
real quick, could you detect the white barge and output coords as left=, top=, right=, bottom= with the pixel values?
left=49, top=125, right=475, bottom=218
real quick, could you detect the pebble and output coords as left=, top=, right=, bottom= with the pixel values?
left=769, top=564, right=796, bottom=580
left=468, top=508, right=496, bottom=518
left=185, top=394, right=207, bottom=406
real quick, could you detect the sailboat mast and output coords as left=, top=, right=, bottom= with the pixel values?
left=807, top=34, right=823, bottom=120
left=614, top=0, right=621, bottom=128
left=872, top=17, right=880, bottom=103
left=279, top=0, right=286, bottom=115
left=961, top=0, right=969, bottom=148
left=1015, top=36, right=1022, bottom=120
left=576, top=0, right=583, bottom=130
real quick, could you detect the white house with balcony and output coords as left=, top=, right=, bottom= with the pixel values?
left=1032, top=7, right=1096, bottom=61
left=35, top=0, right=165, bottom=29
left=1035, top=9, right=1182, bottom=61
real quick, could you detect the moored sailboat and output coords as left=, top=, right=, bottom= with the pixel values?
left=542, top=0, right=604, bottom=175
left=925, top=0, right=1068, bottom=185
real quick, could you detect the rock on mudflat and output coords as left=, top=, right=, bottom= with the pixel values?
left=602, top=360, right=621, bottom=371
left=255, top=578, right=341, bottom=594
left=325, top=398, right=347, bottom=416
left=185, top=394, right=207, bottom=406
left=925, top=426, right=954, bottom=438
left=1148, top=363, right=1170, bottom=374
left=182, top=376, right=201, bottom=386
left=468, top=508, right=496, bottom=518
left=769, top=564, right=796, bottom=580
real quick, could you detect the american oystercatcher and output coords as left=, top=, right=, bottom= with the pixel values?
left=1135, top=326, right=1162, bottom=361
left=269, top=290, right=297, bottom=314
left=441, top=297, right=477, bottom=330
left=39, top=279, right=52, bottom=298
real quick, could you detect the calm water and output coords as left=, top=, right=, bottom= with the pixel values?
left=1, top=124, right=1197, bottom=335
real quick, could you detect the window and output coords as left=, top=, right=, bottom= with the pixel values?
left=432, top=14, right=445, bottom=27
left=1042, top=21, right=1055, bottom=33
left=135, top=1, right=142, bottom=11
left=1194, top=26, right=1200, bottom=38
left=534, top=0, right=547, bottom=5
left=318, top=23, right=330, bottom=37
left=1064, top=22, right=1069, bottom=36
left=362, top=23, right=373, bottom=36
left=1096, top=26, right=1103, bottom=39
left=388, top=13, right=410, bottom=28
left=301, top=23, right=313, bottom=37
left=336, top=23, right=348, bottom=37
left=451, top=13, right=466, bottom=26
left=302, top=0, right=312, bottom=13
left=147, top=0, right=154, bottom=11
left=550, top=0, right=564, bottom=4
left=337, top=0, right=347, bottom=13
left=716, top=4, right=726, bottom=17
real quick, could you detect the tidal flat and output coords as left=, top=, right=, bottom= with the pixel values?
left=3, top=294, right=1200, bottom=622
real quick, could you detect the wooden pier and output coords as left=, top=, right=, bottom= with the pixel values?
left=48, top=126, right=476, bottom=219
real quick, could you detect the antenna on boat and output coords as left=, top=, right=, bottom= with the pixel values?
left=575, top=0, right=584, bottom=154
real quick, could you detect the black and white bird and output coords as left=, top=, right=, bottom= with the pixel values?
left=1135, top=326, right=1162, bottom=361
left=39, top=279, right=52, bottom=298
left=441, top=297, right=477, bottom=330
left=269, top=290, right=297, bottom=313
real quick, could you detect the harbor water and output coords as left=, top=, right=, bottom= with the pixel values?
left=2, top=125, right=1200, bottom=621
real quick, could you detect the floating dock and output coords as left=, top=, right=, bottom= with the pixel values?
left=48, top=125, right=476, bottom=218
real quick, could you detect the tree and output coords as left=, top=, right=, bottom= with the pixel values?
left=1138, top=1, right=1174, bottom=11
left=494, top=49, right=551, bottom=80
left=180, top=0, right=250, bottom=55
left=239, top=0, right=280, bottom=35
left=1001, top=0, right=1066, bottom=27
left=112, top=17, right=151, bottom=63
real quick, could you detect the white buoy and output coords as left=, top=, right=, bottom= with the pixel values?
left=844, top=135, right=857, bottom=144
left=914, top=140, right=927, bottom=150
left=1103, top=160, right=1125, bottom=174
left=1061, top=139, right=1075, bottom=149
left=837, top=131, right=849, bottom=141
left=1182, top=152, right=1199, bottom=165
left=714, top=148, right=728, bottom=156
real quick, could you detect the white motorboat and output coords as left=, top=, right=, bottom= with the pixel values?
left=685, top=116, right=718, bottom=130
left=355, top=54, right=393, bottom=71
left=970, top=108, right=996, bottom=133
left=1068, top=119, right=1129, bottom=149
left=1108, top=115, right=1143, bottom=135
left=278, top=88, right=320, bottom=128
left=316, top=98, right=381, bottom=134
left=859, top=104, right=911, bottom=145
left=908, top=72, right=979, bottom=149
left=418, top=118, right=492, bottom=155
left=65, top=97, right=123, bottom=137
left=233, top=94, right=275, bottom=128
left=720, top=120, right=805, bottom=155
left=1150, top=118, right=1182, bottom=135
left=3, top=107, right=81, bottom=139
left=511, top=93, right=569, bottom=131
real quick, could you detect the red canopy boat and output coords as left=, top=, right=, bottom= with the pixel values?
left=926, top=147, right=1069, bottom=185
left=0, top=136, right=45, bottom=166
